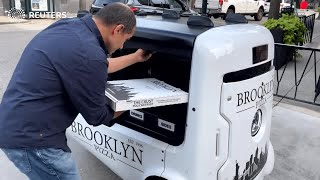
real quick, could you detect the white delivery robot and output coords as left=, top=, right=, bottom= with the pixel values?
left=67, top=15, right=275, bottom=180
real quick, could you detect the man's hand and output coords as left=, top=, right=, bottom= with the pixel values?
left=132, top=49, right=153, bottom=63
left=107, top=49, right=153, bottom=73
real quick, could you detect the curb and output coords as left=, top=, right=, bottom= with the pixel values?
left=273, top=100, right=320, bottom=119
left=0, top=21, right=29, bottom=25
left=0, top=17, right=76, bottom=25
left=0, top=16, right=29, bottom=25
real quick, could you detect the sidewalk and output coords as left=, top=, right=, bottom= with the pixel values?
left=0, top=15, right=78, bottom=31
left=266, top=102, right=320, bottom=180
left=0, top=15, right=28, bottom=25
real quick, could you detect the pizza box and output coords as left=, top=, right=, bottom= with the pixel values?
left=105, top=78, right=189, bottom=111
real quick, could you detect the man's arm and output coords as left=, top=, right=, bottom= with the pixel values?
left=60, top=58, right=116, bottom=126
left=108, top=49, right=152, bottom=73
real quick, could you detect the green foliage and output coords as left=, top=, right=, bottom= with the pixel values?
left=263, top=14, right=307, bottom=45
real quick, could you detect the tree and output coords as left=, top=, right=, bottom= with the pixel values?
left=268, top=0, right=281, bottom=19
left=295, top=0, right=300, bottom=9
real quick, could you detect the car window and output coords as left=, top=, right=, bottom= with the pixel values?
left=136, top=0, right=169, bottom=5
left=152, top=0, right=169, bottom=4
left=136, top=0, right=150, bottom=5
left=135, top=0, right=183, bottom=10
left=168, top=0, right=182, bottom=9
left=93, top=0, right=126, bottom=6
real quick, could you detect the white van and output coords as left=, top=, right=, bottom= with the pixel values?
left=67, top=15, right=275, bottom=180
left=194, top=0, right=265, bottom=21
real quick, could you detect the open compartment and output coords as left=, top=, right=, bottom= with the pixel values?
left=107, top=21, right=207, bottom=145
left=109, top=49, right=190, bottom=145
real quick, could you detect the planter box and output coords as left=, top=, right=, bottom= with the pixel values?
left=270, top=28, right=295, bottom=70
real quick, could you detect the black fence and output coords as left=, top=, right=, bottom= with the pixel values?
left=273, top=43, right=320, bottom=105
left=272, top=9, right=318, bottom=105
left=299, top=13, right=316, bottom=44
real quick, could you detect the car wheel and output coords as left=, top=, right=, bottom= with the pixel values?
left=223, top=8, right=234, bottom=20
left=254, top=8, right=264, bottom=21
left=213, top=14, right=220, bottom=19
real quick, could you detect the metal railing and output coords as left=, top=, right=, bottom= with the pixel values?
left=299, top=13, right=316, bottom=44
left=273, top=43, right=320, bottom=105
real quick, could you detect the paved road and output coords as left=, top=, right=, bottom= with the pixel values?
left=1, top=18, right=320, bottom=180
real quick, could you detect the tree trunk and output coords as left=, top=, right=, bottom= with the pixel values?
left=268, top=0, right=281, bottom=19
left=79, top=0, right=86, bottom=10
left=295, top=0, right=300, bottom=9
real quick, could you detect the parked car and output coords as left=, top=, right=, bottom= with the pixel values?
left=89, top=0, right=195, bottom=15
left=264, top=0, right=270, bottom=15
left=194, top=0, right=265, bottom=21
left=128, top=0, right=190, bottom=15
left=90, top=0, right=127, bottom=14
left=263, top=0, right=293, bottom=16
left=280, top=0, right=293, bottom=9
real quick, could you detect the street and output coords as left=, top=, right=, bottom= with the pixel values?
left=1, top=16, right=320, bottom=180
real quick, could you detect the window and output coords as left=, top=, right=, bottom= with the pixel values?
left=93, top=0, right=126, bottom=6
left=136, top=0, right=150, bottom=5
left=136, top=0, right=183, bottom=10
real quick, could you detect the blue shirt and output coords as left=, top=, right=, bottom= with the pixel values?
left=0, top=15, right=115, bottom=152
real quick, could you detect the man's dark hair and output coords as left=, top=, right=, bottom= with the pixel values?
left=94, top=3, right=136, bottom=33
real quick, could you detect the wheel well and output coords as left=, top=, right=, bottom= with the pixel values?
left=145, top=176, right=167, bottom=180
left=228, top=5, right=235, bottom=12
left=259, top=6, right=264, bottom=11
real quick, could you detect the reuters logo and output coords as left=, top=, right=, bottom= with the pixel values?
left=5, top=8, right=68, bottom=22
left=6, top=8, right=26, bottom=23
